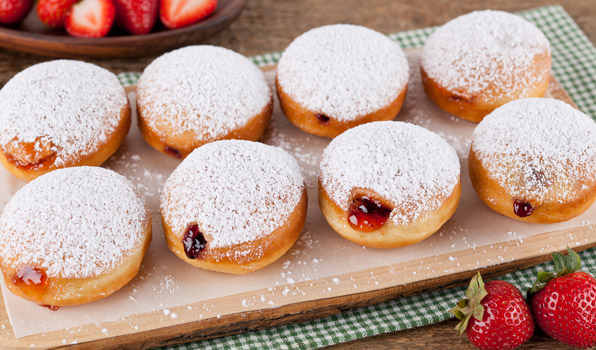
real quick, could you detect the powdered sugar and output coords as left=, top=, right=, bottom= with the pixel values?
left=276, top=24, right=409, bottom=122
left=0, top=60, right=128, bottom=167
left=472, top=98, right=596, bottom=202
left=137, top=45, right=271, bottom=141
left=0, top=167, right=149, bottom=279
left=319, top=121, right=460, bottom=224
left=161, top=140, right=305, bottom=248
left=421, top=10, right=550, bottom=99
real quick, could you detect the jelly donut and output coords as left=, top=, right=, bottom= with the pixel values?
left=0, top=167, right=151, bottom=307
left=161, top=140, right=307, bottom=274
left=137, top=45, right=273, bottom=159
left=276, top=24, right=409, bottom=138
left=469, top=98, right=596, bottom=223
left=421, top=10, right=551, bottom=123
left=319, top=121, right=461, bottom=248
left=0, top=60, right=130, bottom=182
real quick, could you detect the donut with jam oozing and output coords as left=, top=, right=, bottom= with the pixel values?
left=469, top=98, right=596, bottom=223
left=0, top=60, right=131, bottom=182
left=0, top=167, right=152, bottom=307
left=318, top=122, right=462, bottom=249
left=161, top=140, right=307, bottom=274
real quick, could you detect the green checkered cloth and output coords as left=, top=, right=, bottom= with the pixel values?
left=117, top=5, right=596, bottom=349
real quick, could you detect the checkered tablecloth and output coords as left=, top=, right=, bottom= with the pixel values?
left=116, top=5, right=596, bottom=349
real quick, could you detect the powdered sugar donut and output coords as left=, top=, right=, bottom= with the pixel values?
left=0, top=167, right=151, bottom=307
left=137, top=45, right=273, bottom=159
left=469, top=98, right=596, bottom=223
left=0, top=60, right=130, bottom=182
left=161, top=140, right=307, bottom=274
left=319, top=121, right=461, bottom=248
left=276, top=24, right=409, bottom=138
left=421, top=10, right=551, bottom=123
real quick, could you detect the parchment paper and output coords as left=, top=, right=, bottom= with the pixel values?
left=1, top=49, right=593, bottom=339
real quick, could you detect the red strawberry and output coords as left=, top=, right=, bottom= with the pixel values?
left=113, top=0, right=157, bottom=35
left=529, top=248, right=596, bottom=348
left=64, top=0, right=115, bottom=38
left=450, top=273, right=534, bottom=350
left=37, top=0, right=78, bottom=28
left=0, top=0, right=33, bottom=26
left=160, top=0, right=217, bottom=29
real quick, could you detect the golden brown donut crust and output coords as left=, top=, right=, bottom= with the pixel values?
left=137, top=97, right=274, bottom=159
left=318, top=180, right=461, bottom=248
left=0, top=105, right=131, bottom=182
left=163, top=188, right=307, bottom=274
left=276, top=77, right=407, bottom=138
left=421, top=52, right=551, bottom=123
left=0, top=214, right=151, bottom=307
left=468, top=148, right=596, bottom=223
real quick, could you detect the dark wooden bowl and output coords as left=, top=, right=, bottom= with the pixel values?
left=0, top=0, right=246, bottom=58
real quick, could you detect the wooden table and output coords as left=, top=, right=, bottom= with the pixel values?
left=0, top=1, right=593, bottom=349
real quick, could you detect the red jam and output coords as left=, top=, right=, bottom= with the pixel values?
left=315, top=114, right=330, bottom=125
left=348, top=196, right=392, bottom=232
left=12, top=266, right=48, bottom=299
left=41, top=304, right=60, bottom=311
left=513, top=199, right=533, bottom=217
left=164, top=145, right=182, bottom=159
left=182, top=224, right=207, bottom=259
left=6, top=153, right=54, bottom=171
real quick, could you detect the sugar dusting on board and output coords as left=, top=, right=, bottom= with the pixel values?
left=319, top=121, right=460, bottom=224
left=0, top=60, right=128, bottom=167
left=472, top=98, right=596, bottom=202
left=137, top=45, right=271, bottom=141
left=277, top=24, right=409, bottom=121
left=421, top=10, right=550, bottom=99
left=0, top=167, right=149, bottom=278
left=161, top=140, right=305, bottom=248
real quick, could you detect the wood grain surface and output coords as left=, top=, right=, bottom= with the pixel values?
left=0, top=0, right=594, bottom=349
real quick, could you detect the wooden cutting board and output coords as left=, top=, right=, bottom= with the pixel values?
left=0, top=57, right=591, bottom=349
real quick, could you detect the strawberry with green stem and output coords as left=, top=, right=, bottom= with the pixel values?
left=450, top=272, right=534, bottom=350
left=529, top=247, right=596, bottom=349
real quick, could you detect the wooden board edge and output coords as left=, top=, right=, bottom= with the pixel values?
left=0, top=224, right=594, bottom=349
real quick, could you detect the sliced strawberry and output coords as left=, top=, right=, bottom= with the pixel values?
left=64, top=0, right=115, bottom=38
left=0, top=0, right=33, bottom=26
left=113, top=0, right=157, bottom=35
left=37, top=0, right=78, bottom=28
left=160, top=0, right=217, bottom=29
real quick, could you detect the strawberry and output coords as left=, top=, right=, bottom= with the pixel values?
left=160, top=0, right=217, bottom=29
left=0, top=0, right=33, bottom=26
left=113, top=0, right=157, bottom=35
left=528, top=248, right=596, bottom=348
left=64, top=0, right=115, bottom=38
left=450, top=273, right=534, bottom=350
left=37, top=0, right=78, bottom=28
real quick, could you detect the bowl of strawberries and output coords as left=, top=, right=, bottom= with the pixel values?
left=0, top=0, right=245, bottom=57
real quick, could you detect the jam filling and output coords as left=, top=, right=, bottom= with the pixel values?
left=315, top=114, right=330, bottom=125
left=6, top=152, right=55, bottom=171
left=12, top=266, right=48, bottom=299
left=41, top=304, right=60, bottom=311
left=513, top=199, right=533, bottom=217
left=164, top=145, right=182, bottom=159
left=348, top=196, right=392, bottom=232
left=182, top=224, right=207, bottom=259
